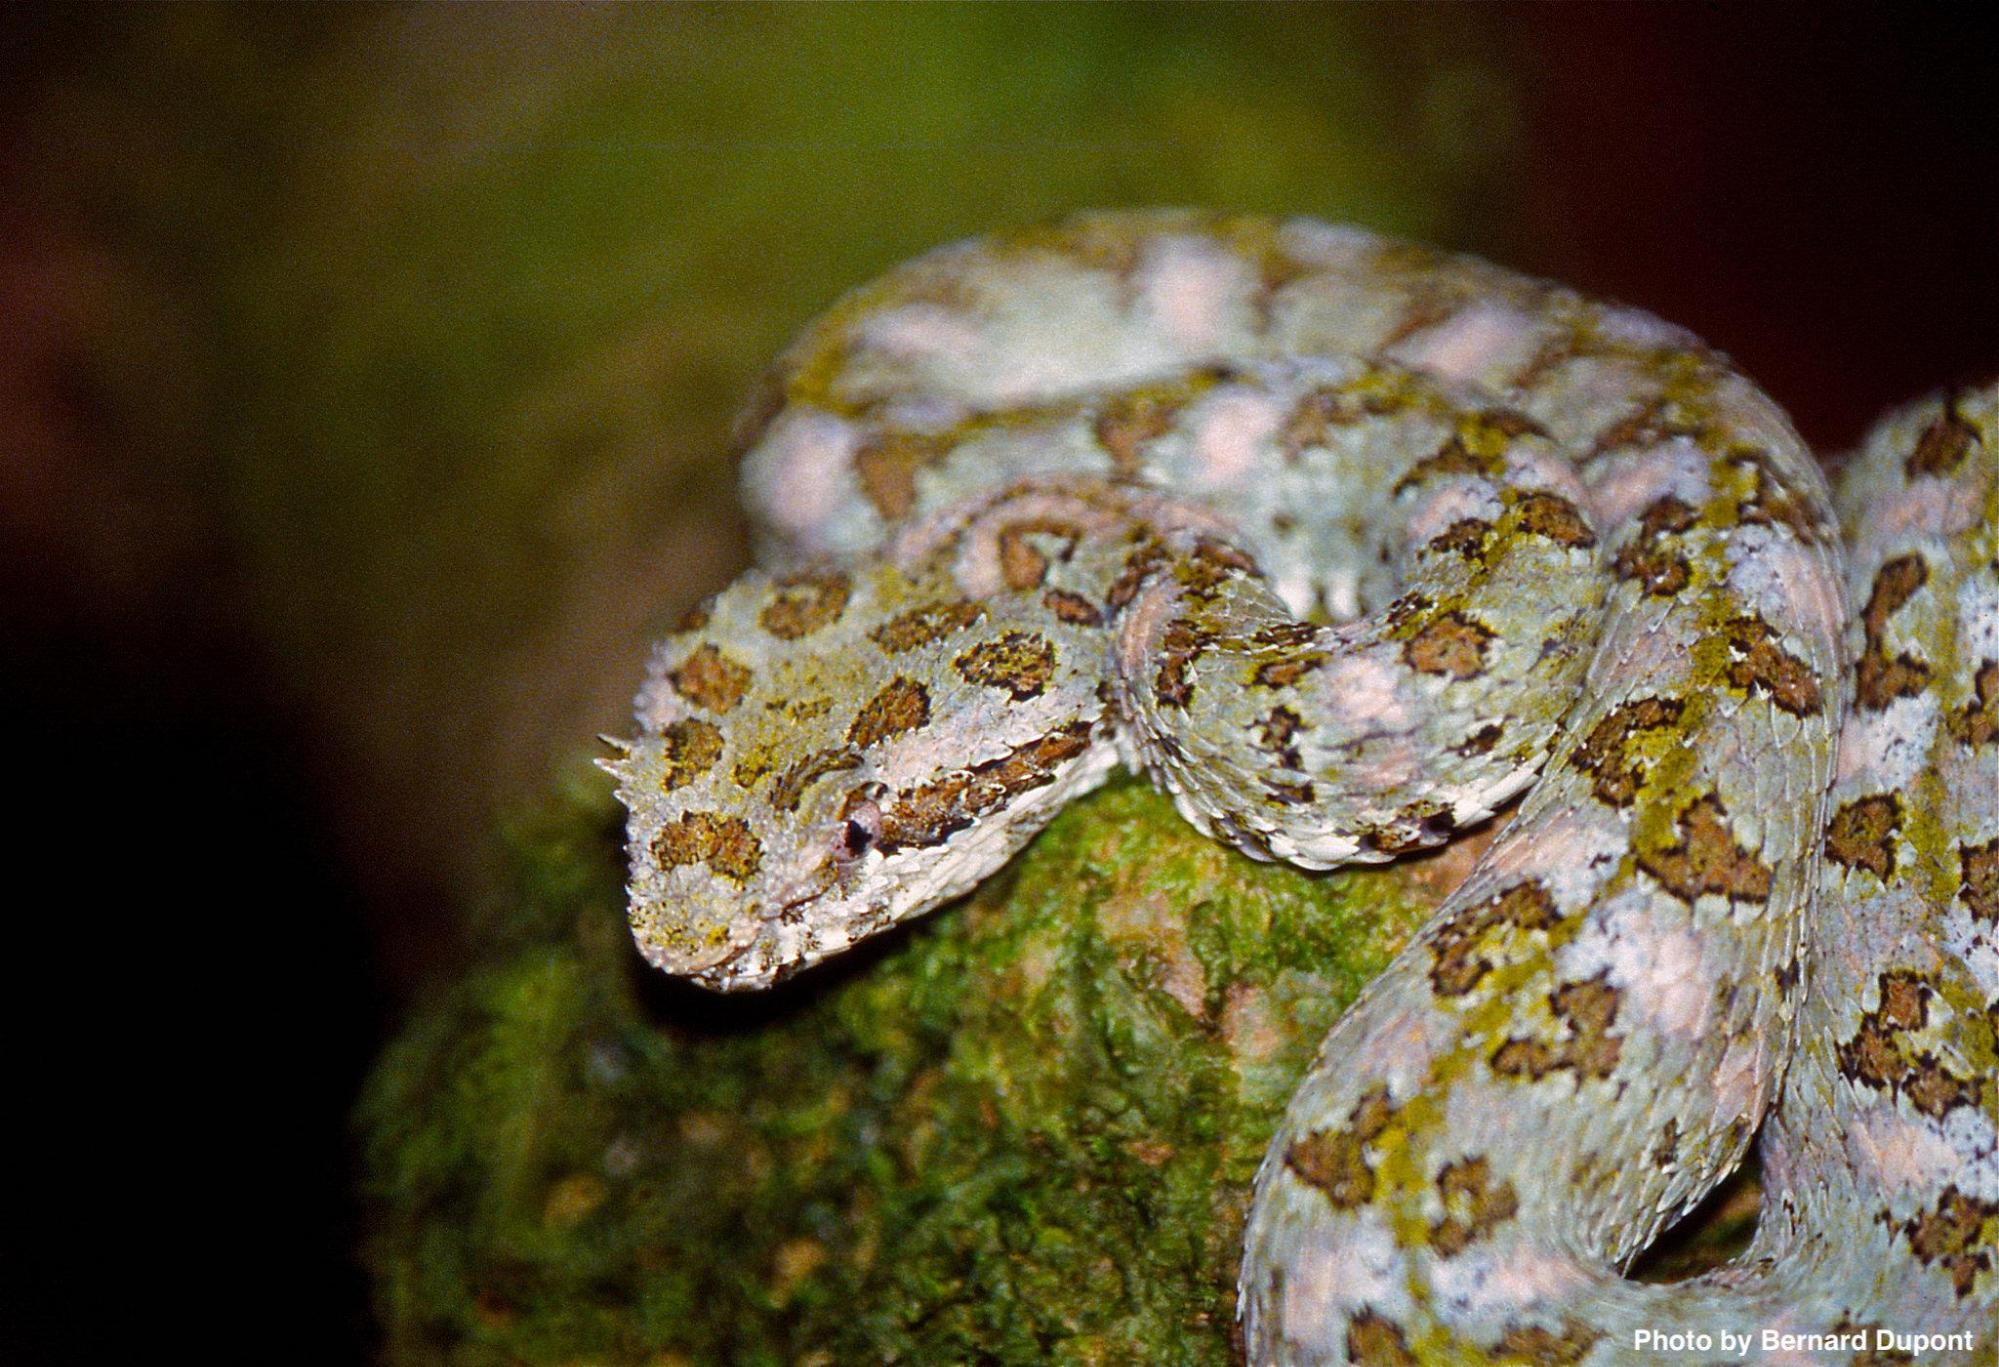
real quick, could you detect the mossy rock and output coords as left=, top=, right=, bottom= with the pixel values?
left=357, top=769, right=1486, bottom=1364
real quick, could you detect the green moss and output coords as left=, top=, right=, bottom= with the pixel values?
left=358, top=772, right=1441, bottom=1363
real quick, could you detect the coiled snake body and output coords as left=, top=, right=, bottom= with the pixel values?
left=608, top=211, right=1997, bottom=1363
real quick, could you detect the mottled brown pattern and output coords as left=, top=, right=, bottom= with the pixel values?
left=847, top=677, right=931, bottom=750
left=1961, top=837, right=1999, bottom=923
left=768, top=747, right=863, bottom=814
left=652, top=718, right=725, bottom=793
left=1865, top=552, right=1933, bottom=642
left=1902, top=1188, right=1999, bottom=1298
left=868, top=599, right=986, bottom=654
left=1490, top=1318, right=1602, bottom=1365
left=1346, top=1310, right=1418, bottom=1367
left=1094, top=385, right=1191, bottom=474
left=876, top=723, right=1093, bottom=853
left=1637, top=794, right=1773, bottom=905
left=1512, top=491, right=1597, bottom=549
left=854, top=429, right=953, bottom=519
left=1584, top=394, right=1705, bottom=460
left=1730, top=445, right=1830, bottom=544
left=669, top=644, right=754, bottom=714
left=1430, top=881, right=1562, bottom=997
left=1430, top=1155, right=1520, bottom=1257
left=1403, top=610, right=1495, bottom=679
left=996, top=517, right=1085, bottom=591
left=1825, top=794, right=1902, bottom=879
left=1568, top=696, right=1685, bottom=807
left=1286, top=1085, right=1395, bottom=1211
left=1277, top=383, right=1399, bottom=461
left=1834, top=971, right=1980, bottom=1119
left=1856, top=555, right=1933, bottom=710
left=1611, top=495, right=1697, bottom=596
left=1492, top=974, right=1623, bottom=1082
left=1041, top=588, right=1101, bottom=626
left=1104, top=537, right=1170, bottom=612
left=1153, top=621, right=1204, bottom=708
left=1649, top=1118, right=1680, bottom=1169
left=953, top=631, right=1057, bottom=700
left=652, top=811, right=763, bottom=883
left=1256, top=704, right=1305, bottom=771
left=1722, top=614, right=1825, bottom=716
left=1455, top=722, right=1504, bottom=756
left=1252, top=653, right=1328, bottom=689
left=1905, top=397, right=1981, bottom=477
left=758, top=572, right=852, bottom=640
left=1394, top=433, right=1501, bottom=495
left=1950, top=661, right=1999, bottom=746
left=1427, top=517, right=1495, bottom=561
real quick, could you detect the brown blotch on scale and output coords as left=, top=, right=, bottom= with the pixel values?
left=1403, top=610, right=1495, bottom=679
left=1491, top=1319, right=1603, bottom=1366
left=854, top=429, right=953, bottom=519
left=1455, top=722, right=1504, bottom=756
left=768, top=747, right=863, bottom=814
left=996, top=517, right=1085, bottom=591
left=1863, top=555, right=1929, bottom=640
left=1905, top=397, right=1981, bottom=477
left=1729, top=446, right=1830, bottom=544
left=1257, top=704, right=1305, bottom=770
left=758, top=571, right=852, bottom=640
left=1825, top=793, right=1902, bottom=879
left=1430, top=1155, right=1520, bottom=1257
left=1720, top=615, right=1824, bottom=716
left=1901, top=1187, right=1999, bottom=1298
left=1585, top=395, right=1706, bottom=460
left=869, top=599, right=986, bottom=654
left=1427, top=517, right=1493, bottom=561
left=1568, top=696, right=1685, bottom=807
left=1834, top=971, right=1981, bottom=1120
left=953, top=631, right=1057, bottom=700
left=1950, top=662, right=1999, bottom=747
left=876, top=723, right=1093, bottom=853
left=1492, top=973, right=1623, bottom=1082
left=1345, top=1310, right=1418, bottom=1367
left=1095, top=386, right=1190, bottom=474
left=675, top=596, right=715, bottom=633
left=1176, top=537, right=1259, bottom=601
left=1611, top=495, right=1698, bottom=597
left=1961, top=837, right=1999, bottom=923
left=847, top=677, right=931, bottom=750
left=1637, top=793, right=1773, bottom=905
left=1285, top=1084, right=1394, bottom=1211
left=1105, top=537, right=1171, bottom=612
left=651, top=718, right=725, bottom=793
left=1650, top=1118, right=1680, bottom=1169
left=669, top=644, right=754, bottom=715
left=1042, top=588, right=1101, bottom=626
left=1153, top=621, right=1205, bottom=708
left=1511, top=490, right=1596, bottom=548
left=1393, top=434, right=1502, bottom=495
left=1856, top=557, right=1934, bottom=709
left=1429, top=881, right=1562, bottom=998
left=1253, top=652, right=1328, bottom=690
left=1264, top=778, right=1314, bottom=805
left=651, top=811, right=763, bottom=883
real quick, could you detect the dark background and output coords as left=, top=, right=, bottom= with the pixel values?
left=3, top=6, right=1994, bottom=1361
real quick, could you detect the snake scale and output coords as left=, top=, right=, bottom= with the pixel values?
left=605, top=211, right=1997, bottom=1363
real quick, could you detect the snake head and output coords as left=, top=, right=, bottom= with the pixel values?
left=607, top=560, right=1115, bottom=990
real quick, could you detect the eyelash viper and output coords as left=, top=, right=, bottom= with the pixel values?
left=605, top=210, right=1997, bottom=1363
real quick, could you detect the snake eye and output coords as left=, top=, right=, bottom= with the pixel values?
left=836, top=798, right=883, bottom=861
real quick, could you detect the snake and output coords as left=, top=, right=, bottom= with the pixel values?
left=604, top=210, right=1997, bottom=1363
